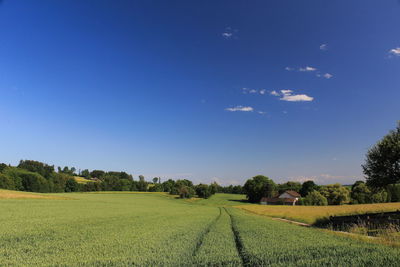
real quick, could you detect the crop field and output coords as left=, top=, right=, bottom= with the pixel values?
left=1, top=192, right=400, bottom=266
left=238, top=202, right=400, bottom=224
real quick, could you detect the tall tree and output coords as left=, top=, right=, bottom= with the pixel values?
left=243, top=175, right=276, bottom=203
left=363, top=122, right=400, bottom=188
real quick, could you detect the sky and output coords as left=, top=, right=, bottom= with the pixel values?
left=0, top=0, right=399, bottom=185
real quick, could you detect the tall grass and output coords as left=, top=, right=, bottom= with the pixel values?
left=0, top=192, right=399, bottom=266
left=238, top=202, right=400, bottom=224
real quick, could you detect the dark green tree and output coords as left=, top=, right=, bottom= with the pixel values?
left=300, top=180, right=318, bottom=197
left=243, top=175, right=276, bottom=203
left=195, top=184, right=212, bottom=198
left=350, top=181, right=371, bottom=204
left=363, top=122, right=400, bottom=188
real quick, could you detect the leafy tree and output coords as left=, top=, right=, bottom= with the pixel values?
left=195, top=184, right=212, bottom=198
left=387, top=184, right=400, bottom=202
left=243, top=175, right=276, bottom=203
left=90, top=170, right=105, bottom=179
left=65, top=178, right=79, bottom=192
left=136, top=180, right=148, bottom=192
left=178, top=185, right=195, bottom=199
left=152, top=177, right=159, bottom=184
left=139, top=175, right=145, bottom=182
left=209, top=182, right=221, bottom=194
left=0, top=173, right=15, bottom=190
left=18, top=160, right=54, bottom=179
left=350, top=181, right=371, bottom=204
left=363, top=122, right=400, bottom=188
left=303, top=191, right=328, bottom=206
left=162, top=179, right=175, bottom=193
left=371, top=189, right=389, bottom=203
left=278, top=181, right=301, bottom=194
left=300, top=181, right=318, bottom=197
left=0, top=163, right=7, bottom=172
left=148, top=183, right=164, bottom=192
left=319, top=184, right=350, bottom=205
left=81, top=169, right=90, bottom=178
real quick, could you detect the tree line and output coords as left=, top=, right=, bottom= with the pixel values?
left=0, top=160, right=243, bottom=199
left=242, top=175, right=400, bottom=205
left=243, top=122, right=400, bottom=205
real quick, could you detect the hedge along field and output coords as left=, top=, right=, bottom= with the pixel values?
left=238, top=202, right=400, bottom=224
left=1, top=192, right=400, bottom=266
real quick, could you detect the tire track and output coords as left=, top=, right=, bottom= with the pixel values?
left=192, top=207, right=222, bottom=256
left=224, top=207, right=252, bottom=267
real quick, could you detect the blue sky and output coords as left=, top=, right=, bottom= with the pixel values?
left=0, top=0, right=399, bottom=185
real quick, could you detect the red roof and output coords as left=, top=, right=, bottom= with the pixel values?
left=284, top=190, right=301, bottom=198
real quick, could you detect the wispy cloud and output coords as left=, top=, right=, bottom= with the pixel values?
left=299, top=66, right=317, bottom=72
left=242, top=88, right=266, bottom=95
left=323, top=73, right=333, bottom=79
left=285, top=67, right=294, bottom=71
left=279, top=90, right=314, bottom=102
left=270, top=90, right=280, bottom=96
left=389, top=47, right=400, bottom=56
left=258, top=111, right=267, bottom=115
left=222, top=27, right=238, bottom=39
left=222, top=32, right=233, bottom=38
left=225, top=106, right=254, bottom=112
left=320, top=44, right=328, bottom=51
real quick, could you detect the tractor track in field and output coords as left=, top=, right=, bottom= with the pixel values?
left=192, top=207, right=222, bottom=256
left=224, top=207, right=255, bottom=267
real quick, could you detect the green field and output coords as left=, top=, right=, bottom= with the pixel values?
left=1, top=192, right=400, bottom=266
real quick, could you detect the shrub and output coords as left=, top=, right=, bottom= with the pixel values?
left=303, top=191, right=328, bottom=206
left=0, top=173, right=15, bottom=190
left=319, top=184, right=350, bottom=205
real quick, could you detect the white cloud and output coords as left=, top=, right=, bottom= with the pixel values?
left=389, top=47, right=400, bottom=56
left=323, top=73, right=333, bottom=79
left=270, top=90, right=280, bottom=96
left=259, top=89, right=266, bottom=95
left=285, top=67, right=294, bottom=71
left=320, top=44, right=328, bottom=51
left=258, top=111, right=266, bottom=115
left=280, top=89, right=293, bottom=94
left=299, top=66, right=317, bottom=72
left=225, top=106, right=254, bottom=112
left=280, top=90, right=314, bottom=102
left=222, top=32, right=233, bottom=39
left=249, top=89, right=257, bottom=94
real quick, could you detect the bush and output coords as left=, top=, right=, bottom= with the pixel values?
left=0, top=173, right=15, bottom=190
left=303, top=191, right=328, bottom=206
left=319, top=184, right=350, bottom=205
left=178, top=185, right=195, bottom=199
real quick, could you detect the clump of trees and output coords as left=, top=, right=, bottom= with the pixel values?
left=0, top=160, right=226, bottom=199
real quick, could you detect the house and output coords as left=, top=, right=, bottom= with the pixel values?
left=260, top=190, right=301, bottom=206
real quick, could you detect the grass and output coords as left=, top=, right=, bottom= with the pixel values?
left=194, top=193, right=248, bottom=206
left=0, top=189, right=70, bottom=200
left=238, top=202, right=400, bottom=224
left=227, top=207, right=400, bottom=266
left=0, top=191, right=399, bottom=266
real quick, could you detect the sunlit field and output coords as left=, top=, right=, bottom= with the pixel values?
left=0, top=189, right=70, bottom=200
left=0, top=192, right=399, bottom=266
left=239, top=202, right=400, bottom=224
